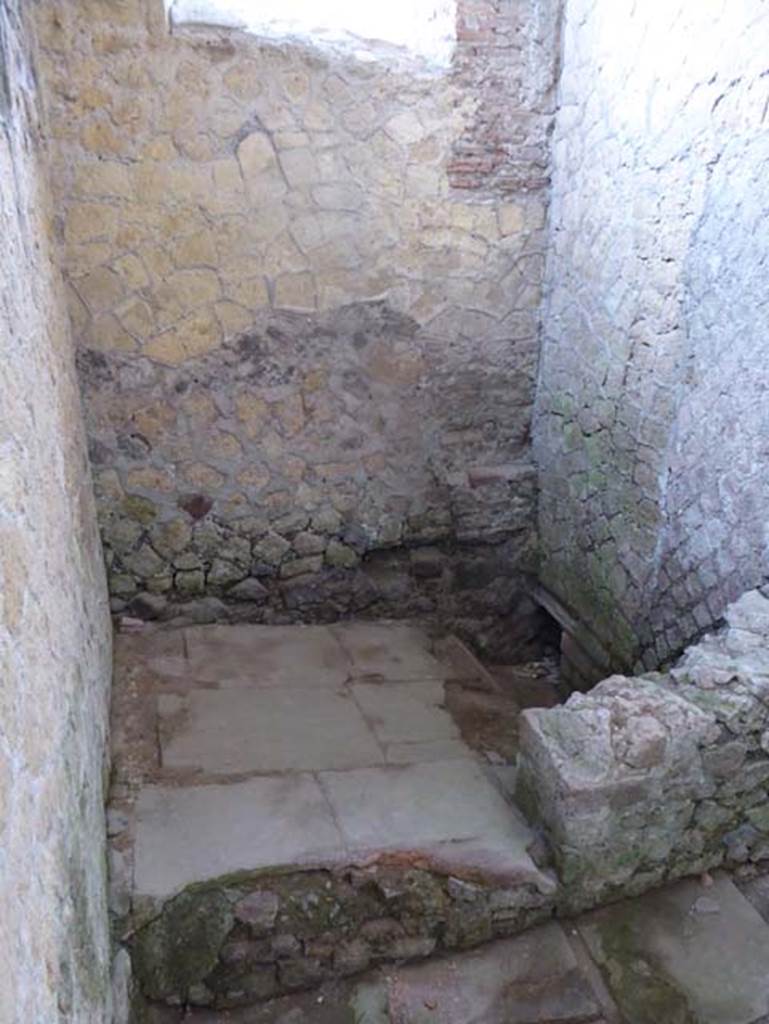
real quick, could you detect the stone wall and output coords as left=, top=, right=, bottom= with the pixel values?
left=0, top=2, right=113, bottom=1020
left=535, top=0, right=769, bottom=676
left=517, top=589, right=769, bottom=914
left=34, top=0, right=561, bottom=655
left=128, top=863, right=553, bottom=1009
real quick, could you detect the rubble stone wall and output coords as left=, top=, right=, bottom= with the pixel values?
left=0, top=2, right=113, bottom=1020
left=517, top=590, right=769, bottom=914
left=34, top=0, right=561, bottom=653
left=128, top=864, right=553, bottom=1010
left=535, top=0, right=769, bottom=674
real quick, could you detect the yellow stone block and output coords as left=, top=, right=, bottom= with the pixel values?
left=154, top=269, right=221, bottom=315
left=278, top=147, right=319, bottom=189
left=237, top=133, right=285, bottom=195
left=65, top=203, right=119, bottom=245
left=115, top=297, right=154, bottom=339
left=182, top=462, right=225, bottom=490
left=141, top=136, right=177, bottom=162
left=207, top=432, right=243, bottom=460
left=116, top=222, right=152, bottom=251
left=213, top=159, right=245, bottom=193
left=274, top=272, right=316, bottom=312
left=214, top=300, right=253, bottom=336
left=73, top=162, right=133, bottom=198
left=225, top=276, right=270, bottom=311
left=497, top=203, right=525, bottom=236
left=75, top=266, right=126, bottom=313
left=89, top=313, right=137, bottom=353
left=81, top=118, right=130, bottom=157
left=279, top=69, right=310, bottom=102
left=180, top=391, right=218, bottom=425
left=143, top=310, right=222, bottom=366
left=261, top=232, right=306, bottom=276
left=141, top=246, right=175, bottom=283
left=223, top=61, right=263, bottom=100
left=172, top=129, right=215, bottom=162
left=237, top=465, right=270, bottom=490
left=132, top=402, right=176, bottom=443
left=126, top=467, right=174, bottom=493
left=113, top=253, right=150, bottom=291
left=235, top=393, right=271, bottom=439
left=172, top=230, right=218, bottom=269
left=64, top=242, right=114, bottom=277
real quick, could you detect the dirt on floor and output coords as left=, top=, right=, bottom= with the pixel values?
left=444, top=655, right=563, bottom=765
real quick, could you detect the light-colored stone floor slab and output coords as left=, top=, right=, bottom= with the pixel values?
left=319, top=759, right=545, bottom=884
left=134, top=757, right=549, bottom=903
left=578, top=874, right=769, bottom=1024
left=133, top=776, right=345, bottom=900
left=184, top=624, right=352, bottom=687
left=354, top=922, right=603, bottom=1024
left=159, top=687, right=383, bottom=773
left=124, top=620, right=552, bottom=943
left=331, top=622, right=446, bottom=680
left=352, top=680, right=459, bottom=744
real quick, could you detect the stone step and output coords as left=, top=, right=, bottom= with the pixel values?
left=577, top=874, right=769, bottom=1024
left=144, top=921, right=612, bottom=1023
left=139, top=875, right=769, bottom=1024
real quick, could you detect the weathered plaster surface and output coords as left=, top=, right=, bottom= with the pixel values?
left=536, top=0, right=769, bottom=675
left=34, top=0, right=560, bottom=651
left=0, top=2, right=113, bottom=1020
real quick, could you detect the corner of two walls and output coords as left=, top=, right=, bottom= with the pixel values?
left=34, top=0, right=563, bottom=658
left=0, top=1, right=112, bottom=1020
left=535, top=0, right=769, bottom=682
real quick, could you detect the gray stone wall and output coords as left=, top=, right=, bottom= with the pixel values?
left=34, top=0, right=561, bottom=653
left=0, top=2, right=113, bottom=1020
left=517, top=589, right=769, bottom=914
left=536, top=0, right=769, bottom=674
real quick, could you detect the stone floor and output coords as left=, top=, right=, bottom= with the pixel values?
left=145, top=872, right=769, bottom=1023
left=110, top=620, right=565, bottom=1012
left=111, top=621, right=769, bottom=1022
left=111, top=621, right=549, bottom=910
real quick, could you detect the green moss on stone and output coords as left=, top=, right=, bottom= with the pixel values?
left=592, top=910, right=696, bottom=1024
left=131, top=888, right=233, bottom=1001
left=122, top=494, right=158, bottom=525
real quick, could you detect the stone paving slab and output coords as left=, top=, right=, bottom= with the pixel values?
left=353, top=922, right=603, bottom=1024
left=319, top=759, right=549, bottom=886
left=331, top=622, right=447, bottom=681
left=184, top=624, right=352, bottom=687
left=578, top=874, right=769, bottom=1024
left=351, top=679, right=459, bottom=744
left=133, top=776, right=346, bottom=900
left=159, top=687, right=384, bottom=773
left=133, top=756, right=551, bottom=903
